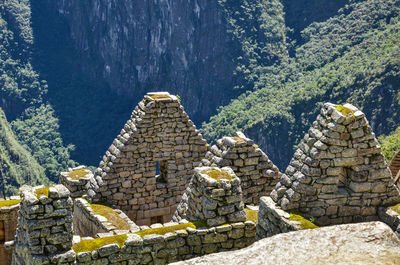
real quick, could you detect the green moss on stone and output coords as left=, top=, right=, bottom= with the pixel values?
left=72, top=234, right=128, bottom=253
left=135, top=221, right=207, bottom=238
left=245, top=208, right=258, bottom=223
left=289, top=212, right=319, bottom=229
left=90, top=203, right=131, bottom=230
left=232, top=136, right=246, bottom=143
left=0, top=199, right=21, bottom=208
left=150, top=94, right=171, bottom=100
left=336, top=105, right=355, bottom=117
left=35, top=187, right=49, bottom=199
left=202, top=168, right=233, bottom=182
left=389, top=203, right=400, bottom=215
left=67, top=168, right=88, bottom=180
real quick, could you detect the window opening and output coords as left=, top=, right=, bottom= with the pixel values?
left=155, top=160, right=167, bottom=183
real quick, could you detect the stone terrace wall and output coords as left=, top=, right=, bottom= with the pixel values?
left=73, top=198, right=139, bottom=237
left=12, top=185, right=75, bottom=265
left=72, top=221, right=256, bottom=264
left=0, top=198, right=20, bottom=265
left=271, top=103, right=400, bottom=226
left=201, top=132, right=281, bottom=205
left=173, top=167, right=246, bottom=227
left=89, top=92, right=208, bottom=225
left=59, top=166, right=94, bottom=199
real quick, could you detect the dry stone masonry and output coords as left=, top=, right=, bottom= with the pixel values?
left=12, top=185, right=75, bottom=265
left=89, top=92, right=208, bottom=225
left=201, top=132, right=281, bottom=205
left=173, top=167, right=246, bottom=227
left=0, top=197, right=20, bottom=265
left=59, top=166, right=94, bottom=199
left=270, top=103, right=400, bottom=226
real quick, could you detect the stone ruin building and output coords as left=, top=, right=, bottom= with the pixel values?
left=88, top=92, right=209, bottom=225
left=257, top=103, right=400, bottom=238
left=201, top=132, right=282, bottom=205
left=1, top=96, right=400, bottom=264
left=390, top=150, right=400, bottom=188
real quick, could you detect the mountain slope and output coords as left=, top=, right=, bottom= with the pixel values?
left=202, top=0, right=400, bottom=169
left=0, top=108, right=49, bottom=197
left=0, top=0, right=75, bottom=180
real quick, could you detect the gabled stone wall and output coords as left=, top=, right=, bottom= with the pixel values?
left=201, top=132, right=281, bottom=205
left=89, top=92, right=208, bottom=225
left=271, top=103, right=400, bottom=226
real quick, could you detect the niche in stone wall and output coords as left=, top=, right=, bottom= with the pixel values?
left=155, top=160, right=168, bottom=184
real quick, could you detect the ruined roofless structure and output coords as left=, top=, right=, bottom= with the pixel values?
left=270, top=103, right=400, bottom=226
left=88, top=92, right=209, bottom=225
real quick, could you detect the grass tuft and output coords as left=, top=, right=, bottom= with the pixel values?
left=202, top=168, right=233, bottom=182
left=336, top=105, right=355, bottom=117
left=289, top=212, right=319, bottom=229
left=90, top=203, right=131, bottom=230
left=232, top=136, right=246, bottom=143
left=67, top=168, right=89, bottom=180
left=0, top=199, right=21, bottom=208
left=245, top=208, right=258, bottom=223
left=35, top=187, right=49, bottom=199
left=72, top=234, right=127, bottom=253
left=135, top=221, right=207, bottom=238
left=150, top=94, right=171, bottom=100
left=389, top=203, right=400, bottom=215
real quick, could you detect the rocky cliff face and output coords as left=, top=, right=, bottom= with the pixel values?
left=54, top=0, right=241, bottom=123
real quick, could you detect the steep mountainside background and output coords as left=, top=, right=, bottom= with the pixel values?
left=0, top=0, right=399, bottom=195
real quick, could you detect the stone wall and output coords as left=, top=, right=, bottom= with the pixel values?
left=271, top=103, right=400, bottom=226
left=378, top=206, right=400, bottom=238
left=256, top=197, right=300, bottom=239
left=201, top=132, right=281, bottom=205
left=73, top=198, right=139, bottom=237
left=89, top=92, right=208, bottom=225
left=59, top=166, right=94, bottom=199
left=12, top=185, right=75, bottom=265
left=0, top=198, right=20, bottom=265
left=173, top=167, right=246, bottom=227
left=72, top=220, right=256, bottom=264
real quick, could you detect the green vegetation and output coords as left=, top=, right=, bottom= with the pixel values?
left=35, top=187, right=49, bottom=199
left=150, top=94, right=171, bottom=100
left=67, top=168, right=89, bottom=180
left=203, top=0, right=400, bottom=169
left=289, top=212, right=319, bottom=229
left=136, top=223, right=196, bottom=237
left=90, top=203, right=131, bottom=230
left=0, top=0, right=75, bottom=184
left=72, top=234, right=127, bottom=253
left=0, top=199, right=21, bottom=208
left=245, top=208, right=258, bottom=223
left=379, top=127, right=400, bottom=163
left=232, top=136, right=246, bottom=143
left=135, top=221, right=207, bottom=238
left=389, top=203, right=400, bottom=215
left=0, top=108, right=49, bottom=196
left=202, top=168, right=233, bottom=182
left=336, top=105, right=355, bottom=117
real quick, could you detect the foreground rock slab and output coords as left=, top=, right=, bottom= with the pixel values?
left=173, top=222, right=400, bottom=265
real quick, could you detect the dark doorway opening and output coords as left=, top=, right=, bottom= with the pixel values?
left=155, top=160, right=167, bottom=183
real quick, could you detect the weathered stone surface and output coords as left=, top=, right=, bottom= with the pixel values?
left=200, top=131, right=282, bottom=205
left=271, top=103, right=400, bottom=225
left=174, top=222, right=400, bottom=265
